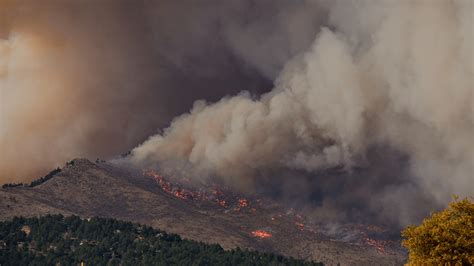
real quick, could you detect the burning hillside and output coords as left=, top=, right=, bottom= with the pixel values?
left=2, top=0, right=470, bottom=264
left=144, top=170, right=256, bottom=212
left=0, top=159, right=405, bottom=264
left=1, top=7, right=471, bottom=264
left=143, top=168, right=401, bottom=255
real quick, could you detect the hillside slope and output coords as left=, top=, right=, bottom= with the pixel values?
left=0, top=159, right=405, bottom=265
left=0, top=215, right=321, bottom=265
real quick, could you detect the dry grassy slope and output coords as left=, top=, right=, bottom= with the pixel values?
left=0, top=159, right=404, bottom=265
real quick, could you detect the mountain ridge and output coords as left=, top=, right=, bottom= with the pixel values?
left=0, top=158, right=405, bottom=265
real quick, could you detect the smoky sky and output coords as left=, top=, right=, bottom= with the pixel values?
left=127, top=0, right=473, bottom=226
left=2, top=0, right=473, bottom=227
left=1, top=0, right=325, bottom=180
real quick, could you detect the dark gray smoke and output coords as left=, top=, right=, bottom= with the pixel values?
left=128, top=0, right=474, bottom=226
left=2, top=0, right=472, bottom=226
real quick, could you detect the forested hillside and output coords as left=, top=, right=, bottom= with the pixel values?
left=0, top=215, right=322, bottom=266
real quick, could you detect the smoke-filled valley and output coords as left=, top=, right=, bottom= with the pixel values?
left=1, top=0, right=473, bottom=230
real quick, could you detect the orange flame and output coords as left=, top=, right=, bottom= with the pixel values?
left=238, top=198, right=249, bottom=208
left=295, top=222, right=305, bottom=230
left=365, top=237, right=388, bottom=254
left=145, top=170, right=268, bottom=213
left=251, top=230, right=272, bottom=239
left=174, top=189, right=188, bottom=200
left=216, top=199, right=228, bottom=208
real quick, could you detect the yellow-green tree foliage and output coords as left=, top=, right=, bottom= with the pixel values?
left=402, top=197, right=474, bottom=265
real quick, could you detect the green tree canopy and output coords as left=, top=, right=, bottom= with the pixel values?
left=0, top=215, right=322, bottom=266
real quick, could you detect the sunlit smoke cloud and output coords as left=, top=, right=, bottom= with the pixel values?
left=129, top=0, right=474, bottom=225
left=3, top=0, right=319, bottom=181
left=1, top=0, right=472, bottom=226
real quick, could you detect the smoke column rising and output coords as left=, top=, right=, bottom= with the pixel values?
left=130, top=0, right=474, bottom=225
left=2, top=0, right=320, bottom=181
left=1, top=0, right=472, bottom=226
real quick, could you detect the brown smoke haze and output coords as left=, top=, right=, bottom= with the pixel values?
left=1, top=0, right=473, bottom=226
left=2, top=0, right=309, bottom=180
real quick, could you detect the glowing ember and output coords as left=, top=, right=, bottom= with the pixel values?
left=238, top=199, right=249, bottom=208
left=216, top=199, right=228, bottom=208
left=365, top=237, right=388, bottom=254
left=295, top=222, right=305, bottom=230
left=251, top=230, right=272, bottom=239
left=174, top=189, right=188, bottom=200
left=145, top=170, right=173, bottom=193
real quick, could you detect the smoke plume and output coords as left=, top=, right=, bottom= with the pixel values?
left=1, top=0, right=472, bottom=226
left=2, top=0, right=318, bottom=181
left=129, top=0, right=474, bottom=226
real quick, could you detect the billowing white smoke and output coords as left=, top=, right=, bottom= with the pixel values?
left=0, top=0, right=321, bottom=182
left=130, top=0, right=474, bottom=225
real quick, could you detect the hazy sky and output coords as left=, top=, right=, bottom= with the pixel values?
left=1, top=0, right=473, bottom=226
left=2, top=0, right=311, bottom=180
